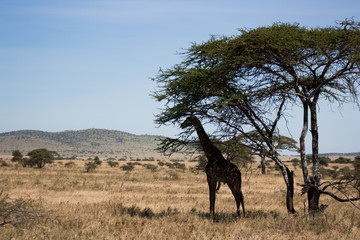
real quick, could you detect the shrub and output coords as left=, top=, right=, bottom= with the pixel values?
left=339, top=166, right=353, bottom=177
left=11, top=150, right=23, bottom=162
left=0, top=159, right=10, bottom=167
left=320, top=167, right=339, bottom=179
left=353, top=156, right=360, bottom=177
left=121, top=162, right=135, bottom=172
left=334, top=157, right=352, bottom=164
left=0, top=191, right=50, bottom=228
left=93, top=156, right=102, bottom=166
left=107, top=161, right=119, bottom=167
left=173, top=162, right=186, bottom=171
left=85, top=162, right=98, bottom=172
left=64, top=161, right=76, bottom=168
left=319, top=157, right=331, bottom=166
left=143, top=164, right=158, bottom=172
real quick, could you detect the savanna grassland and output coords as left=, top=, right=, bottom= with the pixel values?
left=0, top=158, right=359, bottom=240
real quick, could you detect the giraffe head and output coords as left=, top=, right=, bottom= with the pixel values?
left=180, top=115, right=197, bottom=129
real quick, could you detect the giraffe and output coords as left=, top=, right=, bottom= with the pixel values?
left=181, top=115, right=245, bottom=217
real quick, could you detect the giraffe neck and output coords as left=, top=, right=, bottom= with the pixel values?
left=191, top=117, right=224, bottom=163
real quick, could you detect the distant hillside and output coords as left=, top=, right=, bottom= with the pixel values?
left=0, top=129, right=165, bottom=159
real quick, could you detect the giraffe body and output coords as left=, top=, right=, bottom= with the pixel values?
left=181, top=115, right=245, bottom=217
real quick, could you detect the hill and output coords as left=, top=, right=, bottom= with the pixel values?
left=0, top=129, right=167, bottom=159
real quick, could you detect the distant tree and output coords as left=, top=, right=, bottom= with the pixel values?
left=27, top=149, right=55, bottom=168
left=11, top=150, right=23, bottom=162
left=354, top=156, right=360, bottom=177
left=85, top=162, right=97, bottom=172
left=94, top=156, right=102, bottom=166
left=120, top=162, right=135, bottom=172
left=319, top=157, right=331, bottom=167
left=107, top=161, right=119, bottom=167
left=239, top=132, right=298, bottom=174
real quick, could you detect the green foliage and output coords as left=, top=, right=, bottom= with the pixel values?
left=107, top=161, right=119, bottom=167
left=85, top=161, right=98, bottom=172
left=27, top=149, right=55, bottom=168
left=121, top=162, right=135, bottom=172
left=354, top=156, right=360, bottom=177
left=339, top=166, right=353, bottom=177
left=320, top=167, right=340, bottom=179
left=11, top=150, right=23, bottom=162
left=334, top=157, right=352, bottom=164
left=163, top=162, right=187, bottom=171
left=93, top=156, right=102, bottom=166
left=319, top=157, right=331, bottom=167
left=142, top=164, right=158, bottom=172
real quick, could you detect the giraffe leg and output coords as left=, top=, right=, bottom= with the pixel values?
left=240, top=191, right=245, bottom=217
left=207, top=175, right=216, bottom=216
left=216, top=181, right=221, bottom=193
left=229, top=182, right=245, bottom=217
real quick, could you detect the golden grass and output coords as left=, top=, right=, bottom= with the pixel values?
left=0, top=160, right=359, bottom=239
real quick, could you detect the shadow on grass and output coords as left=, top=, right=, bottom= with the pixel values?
left=112, top=203, right=179, bottom=219
left=189, top=208, right=280, bottom=223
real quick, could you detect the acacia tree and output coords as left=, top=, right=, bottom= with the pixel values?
left=154, top=19, right=360, bottom=214
left=216, top=20, right=360, bottom=212
left=153, top=41, right=297, bottom=213
left=27, top=149, right=55, bottom=168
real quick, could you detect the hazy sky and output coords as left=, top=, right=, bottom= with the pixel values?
left=1, top=0, right=360, bottom=154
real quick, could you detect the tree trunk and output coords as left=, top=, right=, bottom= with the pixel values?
left=274, top=157, right=296, bottom=214
left=285, top=167, right=296, bottom=214
left=300, top=101, right=310, bottom=183
left=261, top=154, right=266, bottom=174
left=308, top=101, right=321, bottom=212
left=307, top=176, right=321, bottom=213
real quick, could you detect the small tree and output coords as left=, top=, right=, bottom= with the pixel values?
left=85, top=162, right=97, bottom=172
left=27, top=149, right=55, bottom=168
left=107, top=161, right=119, bottom=167
left=354, top=156, right=360, bottom=177
left=11, top=150, right=23, bottom=162
left=11, top=150, right=28, bottom=167
left=93, top=156, right=102, bottom=166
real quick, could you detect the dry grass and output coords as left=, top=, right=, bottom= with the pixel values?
left=0, top=159, right=359, bottom=239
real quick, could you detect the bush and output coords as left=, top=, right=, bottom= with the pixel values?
left=0, top=159, right=10, bottom=167
left=94, top=156, right=102, bottom=166
left=85, top=162, right=98, bottom=172
left=339, top=166, right=353, bottom=177
left=353, top=156, right=360, bottom=177
left=64, top=161, right=75, bottom=168
left=107, top=161, right=119, bottom=167
left=320, top=167, right=339, bottom=179
left=11, top=150, right=23, bottom=162
left=334, top=157, right=352, bottom=164
left=143, top=164, right=158, bottom=172
left=121, top=162, right=135, bottom=172
left=319, top=157, right=331, bottom=167
left=0, top=191, right=50, bottom=228
left=157, top=161, right=165, bottom=166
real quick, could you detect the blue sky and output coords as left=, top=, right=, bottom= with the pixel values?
left=1, top=0, right=360, bottom=154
